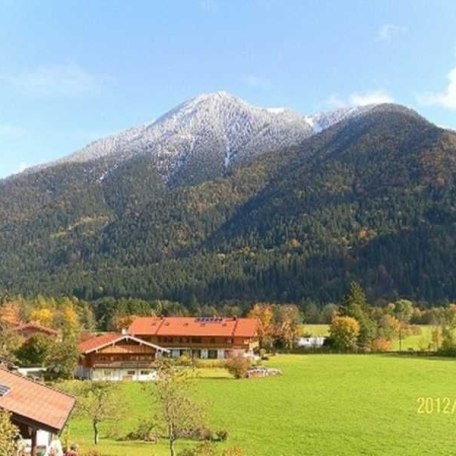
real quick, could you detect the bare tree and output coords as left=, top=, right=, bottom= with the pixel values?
left=74, top=382, right=123, bottom=445
left=152, top=361, right=207, bottom=456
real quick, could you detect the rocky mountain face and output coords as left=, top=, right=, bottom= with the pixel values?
left=2, top=94, right=456, bottom=305
left=27, top=91, right=374, bottom=186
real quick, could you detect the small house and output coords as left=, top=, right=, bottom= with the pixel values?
left=77, top=332, right=169, bottom=381
left=0, top=367, right=75, bottom=456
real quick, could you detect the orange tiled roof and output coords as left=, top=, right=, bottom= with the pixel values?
left=78, top=333, right=122, bottom=353
left=0, top=368, right=75, bottom=433
left=128, top=317, right=258, bottom=338
left=78, top=333, right=169, bottom=354
left=13, top=322, right=59, bottom=336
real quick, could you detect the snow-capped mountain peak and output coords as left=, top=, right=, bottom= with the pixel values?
left=26, top=92, right=380, bottom=183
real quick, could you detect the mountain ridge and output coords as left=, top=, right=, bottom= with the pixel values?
left=17, top=92, right=380, bottom=185
left=1, top=95, right=455, bottom=305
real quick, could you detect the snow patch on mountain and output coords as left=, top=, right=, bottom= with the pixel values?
left=24, top=92, right=380, bottom=182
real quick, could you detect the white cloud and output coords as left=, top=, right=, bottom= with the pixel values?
left=15, top=162, right=29, bottom=174
left=326, top=90, right=394, bottom=109
left=3, top=62, right=112, bottom=97
left=417, top=64, right=456, bottom=110
left=349, top=90, right=395, bottom=106
left=376, top=24, right=407, bottom=42
left=242, top=74, right=273, bottom=89
left=325, top=94, right=346, bottom=109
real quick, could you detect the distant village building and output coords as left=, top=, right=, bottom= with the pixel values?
left=297, top=336, right=326, bottom=348
left=0, top=367, right=75, bottom=456
left=128, top=316, right=259, bottom=360
left=77, top=332, right=169, bottom=381
left=12, top=322, right=61, bottom=340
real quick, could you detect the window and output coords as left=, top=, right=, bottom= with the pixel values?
left=0, top=385, right=10, bottom=397
left=127, top=370, right=135, bottom=375
left=226, top=338, right=233, bottom=344
left=210, top=337, right=215, bottom=343
left=140, top=370, right=150, bottom=375
left=208, top=350, right=217, bottom=359
left=192, top=337, right=202, bottom=343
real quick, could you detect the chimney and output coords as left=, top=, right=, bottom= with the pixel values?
left=121, top=328, right=128, bottom=335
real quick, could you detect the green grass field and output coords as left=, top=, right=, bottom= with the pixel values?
left=303, top=324, right=436, bottom=351
left=68, top=354, right=456, bottom=456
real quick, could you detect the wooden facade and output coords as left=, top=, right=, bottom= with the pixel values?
left=77, top=334, right=168, bottom=381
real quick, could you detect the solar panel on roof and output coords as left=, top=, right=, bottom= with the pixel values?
left=0, top=384, right=10, bottom=397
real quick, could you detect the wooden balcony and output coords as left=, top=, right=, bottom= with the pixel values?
left=93, top=360, right=156, bottom=369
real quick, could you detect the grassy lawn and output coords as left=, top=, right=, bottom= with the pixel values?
left=304, top=324, right=436, bottom=351
left=68, top=354, right=456, bottom=455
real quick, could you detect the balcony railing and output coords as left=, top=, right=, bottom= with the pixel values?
left=93, top=361, right=156, bottom=368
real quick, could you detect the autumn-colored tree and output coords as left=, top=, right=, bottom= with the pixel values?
left=60, top=302, right=81, bottom=340
left=376, top=314, right=400, bottom=341
left=0, top=301, right=22, bottom=326
left=0, top=410, right=21, bottom=455
left=248, top=303, right=274, bottom=349
left=371, top=338, right=391, bottom=352
left=29, top=307, right=54, bottom=327
left=330, top=316, right=360, bottom=352
left=0, top=322, right=22, bottom=362
left=273, top=305, right=302, bottom=349
left=111, top=314, right=139, bottom=332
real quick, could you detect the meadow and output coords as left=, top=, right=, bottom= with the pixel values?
left=68, top=354, right=456, bottom=456
left=303, top=324, right=436, bottom=351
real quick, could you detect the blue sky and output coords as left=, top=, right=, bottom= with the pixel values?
left=1, top=0, right=456, bottom=178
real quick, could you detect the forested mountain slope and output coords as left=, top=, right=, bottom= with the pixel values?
left=1, top=102, right=456, bottom=305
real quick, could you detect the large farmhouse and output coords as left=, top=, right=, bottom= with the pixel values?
left=128, top=316, right=259, bottom=360
left=77, top=332, right=169, bottom=381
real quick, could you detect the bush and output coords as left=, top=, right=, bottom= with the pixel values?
left=121, top=420, right=158, bottom=442
left=371, top=338, right=391, bottom=352
left=194, top=359, right=225, bottom=369
left=215, top=429, right=229, bottom=441
left=176, top=353, right=194, bottom=367
left=178, top=442, right=217, bottom=456
left=222, top=447, right=244, bottom=456
left=225, top=355, right=251, bottom=379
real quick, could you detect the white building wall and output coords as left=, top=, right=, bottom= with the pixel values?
left=91, top=368, right=158, bottom=382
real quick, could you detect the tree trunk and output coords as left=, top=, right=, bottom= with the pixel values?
left=169, top=425, right=175, bottom=456
left=93, top=420, right=99, bottom=445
